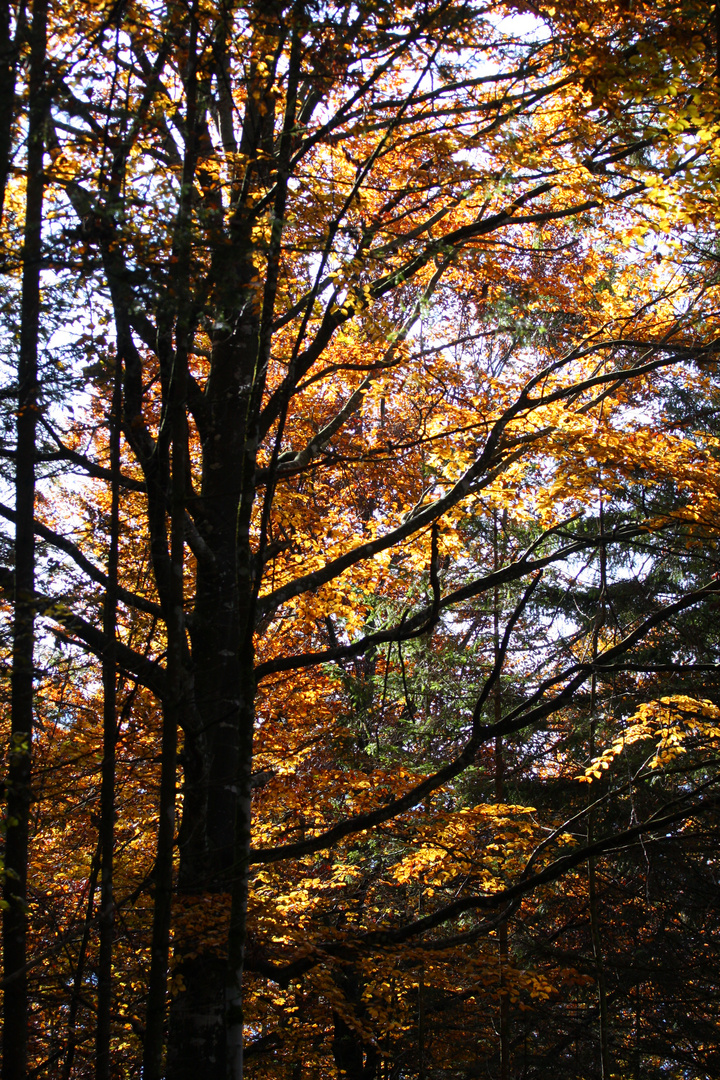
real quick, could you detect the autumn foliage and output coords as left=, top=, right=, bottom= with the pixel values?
left=1, top=0, right=720, bottom=1078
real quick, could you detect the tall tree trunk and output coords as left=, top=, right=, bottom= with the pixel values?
left=224, top=18, right=301, bottom=1073
left=142, top=9, right=199, bottom=1069
left=141, top=257, right=190, bottom=1078
left=166, top=9, right=300, bottom=1077
left=157, top=11, right=246, bottom=1076
left=165, top=326, right=251, bottom=1080
left=141, top=405, right=183, bottom=1079
left=222, top=312, right=263, bottom=1080
left=493, top=511, right=510, bottom=1080
left=588, top=497, right=611, bottom=1080
left=418, top=894, right=425, bottom=1080
left=2, top=1, right=46, bottom=1075
left=95, top=356, right=121, bottom=1079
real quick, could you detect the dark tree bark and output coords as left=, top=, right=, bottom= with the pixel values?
left=331, top=972, right=378, bottom=1080
left=588, top=500, right=611, bottom=1080
left=1, top=0, right=46, bottom=1075
left=493, top=511, right=510, bottom=1080
left=142, top=14, right=199, bottom=1078
left=95, top=354, right=121, bottom=1080
left=2, top=1, right=46, bottom=1076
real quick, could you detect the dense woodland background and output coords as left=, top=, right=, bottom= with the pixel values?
left=1, top=0, right=720, bottom=1077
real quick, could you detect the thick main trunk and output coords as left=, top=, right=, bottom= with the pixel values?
left=332, top=1014, right=378, bottom=1080
left=331, top=971, right=378, bottom=1080
left=165, top=552, right=243, bottom=1080
left=193, top=535, right=243, bottom=880
left=167, top=308, right=260, bottom=1078
left=165, top=554, right=252, bottom=1080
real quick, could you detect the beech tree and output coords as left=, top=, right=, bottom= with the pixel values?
left=2, top=1, right=720, bottom=1078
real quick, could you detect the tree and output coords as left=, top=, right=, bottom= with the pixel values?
left=2, top=1, right=720, bottom=1077
left=3, top=1, right=47, bottom=1076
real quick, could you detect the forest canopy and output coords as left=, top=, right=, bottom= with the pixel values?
left=1, top=0, right=720, bottom=1078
